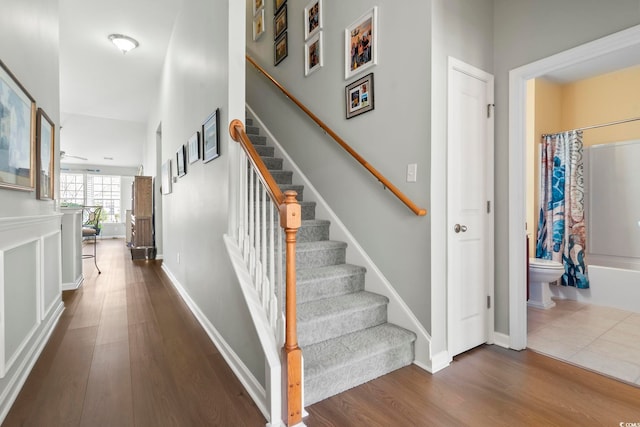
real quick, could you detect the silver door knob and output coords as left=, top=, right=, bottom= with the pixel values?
left=454, top=224, right=468, bottom=233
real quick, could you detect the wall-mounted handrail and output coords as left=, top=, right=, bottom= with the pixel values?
left=246, top=55, right=427, bottom=217
left=229, top=119, right=303, bottom=426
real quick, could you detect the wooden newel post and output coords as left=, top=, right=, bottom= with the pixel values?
left=280, top=190, right=302, bottom=426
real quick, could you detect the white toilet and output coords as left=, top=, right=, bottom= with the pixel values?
left=528, top=258, right=564, bottom=309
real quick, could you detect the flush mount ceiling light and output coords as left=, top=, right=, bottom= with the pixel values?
left=108, top=34, right=139, bottom=54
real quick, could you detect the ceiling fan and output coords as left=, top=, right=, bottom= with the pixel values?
left=60, top=150, right=87, bottom=161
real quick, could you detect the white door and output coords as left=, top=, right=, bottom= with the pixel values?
left=447, top=57, right=494, bottom=357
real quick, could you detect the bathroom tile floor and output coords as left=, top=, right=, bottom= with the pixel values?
left=528, top=299, right=640, bottom=387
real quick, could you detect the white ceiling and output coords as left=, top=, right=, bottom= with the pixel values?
left=59, top=0, right=181, bottom=167
left=58, top=3, right=638, bottom=168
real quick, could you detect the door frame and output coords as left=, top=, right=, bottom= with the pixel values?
left=447, top=57, right=495, bottom=357
left=508, top=25, right=640, bottom=349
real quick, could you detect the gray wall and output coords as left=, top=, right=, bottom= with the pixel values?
left=492, top=0, right=640, bottom=334
left=144, top=0, right=265, bottom=385
left=0, top=0, right=60, bottom=216
left=246, top=0, right=433, bottom=333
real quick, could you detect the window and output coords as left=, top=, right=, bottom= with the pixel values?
left=60, top=173, right=123, bottom=223
left=60, top=173, right=84, bottom=207
left=88, top=175, right=121, bottom=223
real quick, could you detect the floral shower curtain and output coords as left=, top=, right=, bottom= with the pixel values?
left=536, top=130, right=589, bottom=289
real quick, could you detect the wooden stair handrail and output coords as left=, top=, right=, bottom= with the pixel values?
left=246, top=55, right=427, bottom=217
left=229, top=119, right=303, bottom=426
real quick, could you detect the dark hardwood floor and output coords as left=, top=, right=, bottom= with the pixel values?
left=4, top=239, right=640, bottom=426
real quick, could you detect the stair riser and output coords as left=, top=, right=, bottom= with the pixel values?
left=296, top=246, right=345, bottom=269
left=246, top=125, right=260, bottom=135
left=298, top=304, right=387, bottom=347
left=270, top=171, right=293, bottom=185
left=263, top=157, right=283, bottom=170
left=255, top=146, right=274, bottom=157
left=297, top=272, right=365, bottom=304
left=304, top=342, right=415, bottom=406
left=249, top=134, right=267, bottom=145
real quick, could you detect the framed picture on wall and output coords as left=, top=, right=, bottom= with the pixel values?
left=274, top=5, right=287, bottom=40
left=345, top=73, right=374, bottom=119
left=274, top=32, right=288, bottom=66
left=161, top=159, right=172, bottom=195
left=274, top=0, right=286, bottom=14
left=304, top=0, right=322, bottom=40
left=176, top=144, right=186, bottom=177
left=0, top=58, right=36, bottom=192
left=188, top=131, right=200, bottom=164
left=253, top=0, right=264, bottom=15
left=344, top=7, right=378, bottom=79
left=36, top=108, right=55, bottom=200
left=304, top=32, right=323, bottom=76
left=202, top=109, right=220, bottom=163
left=253, top=9, right=265, bottom=41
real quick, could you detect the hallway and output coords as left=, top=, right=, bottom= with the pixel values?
left=3, top=239, right=266, bottom=426
left=4, top=239, right=640, bottom=426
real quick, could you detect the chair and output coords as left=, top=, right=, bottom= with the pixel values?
left=82, top=206, right=103, bottom=274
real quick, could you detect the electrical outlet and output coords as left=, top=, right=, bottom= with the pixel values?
left=407, top=163, right=418, bottom=182
left=177, top=252, right=180, bottom=264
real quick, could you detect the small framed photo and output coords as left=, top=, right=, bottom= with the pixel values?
left=188, top=131, right=200, bottom=164
left=202, top=108, right=220, bottom=163
left=253, top=9, right=265, bottom=41
left=161, top=159, right=172, bottom=195
left=274, top=5, right=287, bottom=40
left=345, top=73, right=374, bottom=119
left=253, top=0, right=264, bottom=15
left=176, top=145, right=186, bottom=177
left=274, top=32, right=288, bottom=66
left=304, top=0, right=322, bottom=40
left=304, top=33, right=323, bottom=76
left=274, top=0, right=286, bottom=14
left=345, top=7, right=378, bottom=79
left=36, top=108, right=55, bottom=200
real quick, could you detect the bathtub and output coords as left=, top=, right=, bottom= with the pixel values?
left=549, top=260, right=640, bottom=314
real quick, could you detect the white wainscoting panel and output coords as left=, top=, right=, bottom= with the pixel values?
left=0, top=214, right=64, bottom=423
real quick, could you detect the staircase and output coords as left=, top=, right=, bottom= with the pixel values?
left=245, top=118, right=417, bottom=406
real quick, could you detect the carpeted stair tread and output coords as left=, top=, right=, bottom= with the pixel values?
left=296, top=240, right=346, bottom=268
left=297, top=264, right=366, bottom=303
left=297, top=291, right=388, bottom=346
left=303, top=323, right=416, bottom=377
left=270, top=170, right=293, bottom=184
left=279, top=184, right=304, bottom=200
left=298, top=291, right=388, bottom=323
left=302, top=323, right=416, bottom=405
left=296, top=219, right=330, bottom=242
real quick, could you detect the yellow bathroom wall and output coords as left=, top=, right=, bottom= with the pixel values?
left=526, top=78, right=563, bottom=254
left=561, top=65, right=640, bottom=146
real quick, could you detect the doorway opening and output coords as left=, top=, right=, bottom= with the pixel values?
left=508, top=25, right=640, bottom=350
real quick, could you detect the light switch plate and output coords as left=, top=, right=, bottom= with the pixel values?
left=407, top=163, right=417, bottom=182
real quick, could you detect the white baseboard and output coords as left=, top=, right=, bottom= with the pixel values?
left=159, top=264, right=269, bottom=420
left=0, top=301, right=64, bottom=424
left=493, top=332, right=511, bottom=349
left=423, top=350, right=451, bottom=373
left=62, top=274, right=84, bottom=291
